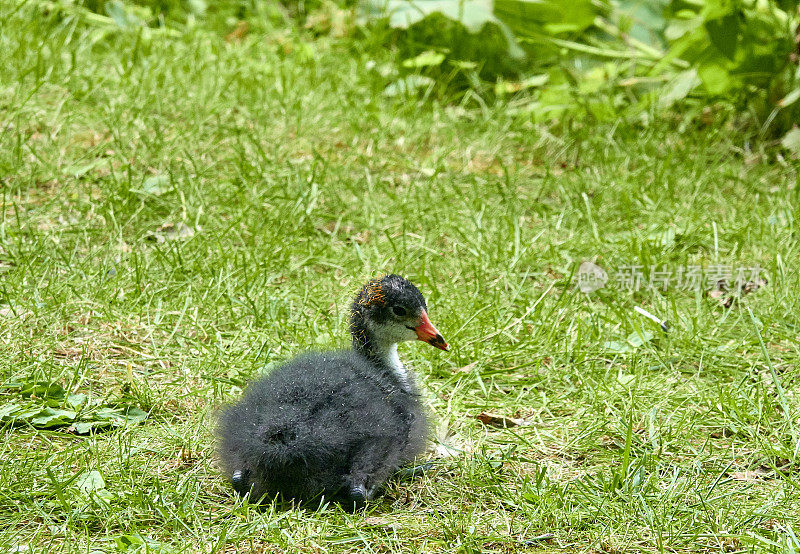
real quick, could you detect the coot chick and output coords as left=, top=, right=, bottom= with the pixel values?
left=217, top=274, right=447, bottom=509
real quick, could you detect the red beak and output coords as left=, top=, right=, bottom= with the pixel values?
left=415, top=311, right=448, bottom=351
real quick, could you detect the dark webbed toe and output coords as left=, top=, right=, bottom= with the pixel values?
left=231, top=469, right=251, bottom=495
left=346, top=484, right=368, bottom=510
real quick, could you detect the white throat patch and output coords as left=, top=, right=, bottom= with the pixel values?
left=365, top=319, right=414, bottom=391
left=386, top=343, right=410, bottom=389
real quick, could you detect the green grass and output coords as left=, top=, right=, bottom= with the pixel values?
left=2, top=3, right=800, bottom=552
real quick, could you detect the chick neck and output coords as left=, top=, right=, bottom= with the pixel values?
left=349, top=313, right=410, bottom=390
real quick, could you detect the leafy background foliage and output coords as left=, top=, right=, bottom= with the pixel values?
left=31, top=0, right=800, bottom=142
left=1, top=377, right=148, bottom=433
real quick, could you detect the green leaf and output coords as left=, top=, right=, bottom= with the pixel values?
left=697, top=59, right=731, bottom=95
left=0, top=381, right=23, bottom=391
left=115, top=534, right=145, bottom=550
left=74, top=422, right=99, bottom=434
left=494, top=73, right=548, bottom=95
left=20, top=381, right=66, bottom=401
left=613, top=0, right=668, bottom=44
left=702, top=0, right=737, bottom=20
left=664, top=16, right=703, bottom=42
left=781, top=128, right=800, bottom=154
left=106, top=0, right=145, bottom=28
left=364, top=0, right=524, bottom=58
left=114, top=534, right=170, bottom=553
left=778, top=88, right=800, bottom=108
left=776, top=0, right=800, bottom=10
left=119, top=407, right=148, bottom=425
left=10, top=405, right=48, bottom=423
left=131, top=174, right=171, bottom=196
left=63, top=159, right=106, bottom=178
left=658, top=69, right=701, bottom=108
left=705, top=14, right=739, bottom=60
left=66, top=393, right=89, bottom=409
left=617, top=373, right=636, bottom=386
left=603, top=340, right=631, bottom=353
left=646, top=226, right=678, bottom=248
left=76, top=470, right=106, bottom=493
left=495, top=0, right=598, bottom=35
left=402, top=50, right=446, bottom=68
left=449, top=59, right=478, bottom=70
left=374, top=0, right=496, bottom=32
left=30, top=408, right=77, bottom=428
left=94, top=406, right=148, bottom=426
left=518, top=73, right=549, bottom=88
left=604, top=330, right=654, bottom=353
left=627, top=330, right=654, bottom=348
left=383, top=75, right=436, bottom=96
left=542, top=2, right=597, bottom=34
left=186, top=0, right=207, bottom=16
left=0, top=402, right=22, bottom=421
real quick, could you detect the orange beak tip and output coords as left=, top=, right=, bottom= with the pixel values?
left=426, top=334, right=448, bottom=351
left=415, top=311, right=447, bottom=352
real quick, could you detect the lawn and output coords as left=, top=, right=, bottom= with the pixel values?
left=1, top=2, right=800, bottom=552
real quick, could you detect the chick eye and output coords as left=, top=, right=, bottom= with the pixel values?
left=391, top=305, right=407, bottom=317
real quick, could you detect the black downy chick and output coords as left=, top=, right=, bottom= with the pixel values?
left=216, top=275, right=447, bottom=509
